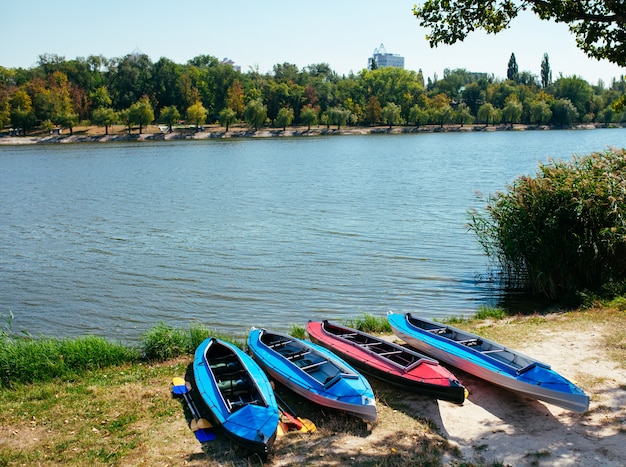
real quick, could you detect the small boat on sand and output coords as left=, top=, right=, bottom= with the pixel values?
left=306, top=320, right=466, bottom=404
left=387, top=312, right=590, bottom=412
left=247, top=328, right=377, bottom=422
left=193, top=337, right=280, bottom=456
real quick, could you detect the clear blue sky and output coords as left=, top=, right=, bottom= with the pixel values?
left=1, top=1, right=623, bottom=85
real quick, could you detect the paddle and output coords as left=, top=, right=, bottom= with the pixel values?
left=273, top=389, right=316, bottom=433
left=171, top=377, right=216, bottom=442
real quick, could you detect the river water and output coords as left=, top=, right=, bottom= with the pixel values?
left=1, top=129, right=625, bottom=341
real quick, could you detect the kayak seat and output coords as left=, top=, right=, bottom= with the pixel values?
left=285, top=349, right=311, bottom=361
left=458, top=338, right=482, bottom=347
left=267, top=338, right=292, bottom=349
left=227, top=395, right=263, bottom=412
left=299, top=359, right=328, bottom=372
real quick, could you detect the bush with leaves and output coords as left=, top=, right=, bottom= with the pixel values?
left=469, top=147, right=626, bottom=300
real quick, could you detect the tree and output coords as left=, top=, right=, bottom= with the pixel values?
left=186, top=101, right=207, bottom=130
left=327, top=106, right=349, bottom=130
left=91, top=107, right=117, bottom=135
left=90, top=85, right=112, bottom=109
left=129, top=96, right=154, bottom=134
left=454, top=102, right=474, bottom=126
left=413, top=0, right=626, bottom=66
left=218, top=107, right=236, bottom=132
left=275, top=107, right=294, bottom=130
left=507, top=53, right=519, bottom=81
left=553, top=76, right=593, bottom=118
left=109, top=53, right=154, bottom=110
left=501, top=96, right=523, bottom=125
left=540, top=53, right=552, bottom=88
left=477, top=102, right=499, bottom=126
left=57, top=111, right=79, bottom=135
left=551, top=98, right=579, bottom=126
left=408, top=104, right=429, bottom=127
left=226, top=80, right=245, bottom=118
left=364, top=95, right=382, bottom=126
left=299, top=104, right=318, bottom=130
left=159, top=105, right=180, bottom=132
left=0, top=100, right=10, bottom=130
left=381, top=102, right=402, bottom=128
left=529, top=100, right=552, bottom=124
left=9, top=89, right=36, bottom=134
left=243, top=98, right=267, bottom=130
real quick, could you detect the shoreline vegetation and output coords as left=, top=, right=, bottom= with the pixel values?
left=1, top=308, right=625, bottom=466
left=1, top=122, right=625, bottom=146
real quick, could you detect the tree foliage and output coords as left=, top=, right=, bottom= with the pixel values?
left=413, top=0, right=626, bottom=66
left=507, top=53, right=518, bottom=81
left=1, top=51, right=624, bottom=136
left=243, top=98, right=267, bottom=130
left=129, top=96, right=154, bottom=134
left=540, top=53, right=552, bottom=88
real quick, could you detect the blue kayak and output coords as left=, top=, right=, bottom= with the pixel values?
left=247, top=328, right=378, bottom=422
left=388, top=312, right=589, bottom=412
left=193, top=337, right=279, bottom=456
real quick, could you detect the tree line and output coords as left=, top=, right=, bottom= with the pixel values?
left=0, top=51, right=625, bottom=135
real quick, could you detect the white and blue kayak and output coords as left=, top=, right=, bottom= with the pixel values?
left=247, top=328, right=377, bottom=422
left=193, top=337, right=279, bottom=456
left=387, top=312, right=589, bottom=412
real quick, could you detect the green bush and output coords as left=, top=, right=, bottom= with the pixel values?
left=469, top=147, right=626, bottom=300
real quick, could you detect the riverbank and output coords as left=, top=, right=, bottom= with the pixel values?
left=1, top=308, right=624, bottom=466
left=1, top=122, right=622, bottom=145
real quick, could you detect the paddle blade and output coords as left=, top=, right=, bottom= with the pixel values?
left=280, top=411, right=303, bottom=430
left=298, top=417, right=316, bottom=433
left=172, top=384, right=189, bottom=396
left=172, top=377, right=186, bottom=387
left=171, top=377, right=189, bottom=396
left=194, top=428, right=216, bottom=442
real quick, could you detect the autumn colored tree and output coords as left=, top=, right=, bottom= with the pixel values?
left=364, top=95, right=382, bottom=126
left=186, top=101, right=207, bottom=130
left=226, top=80, right=245, bottom=118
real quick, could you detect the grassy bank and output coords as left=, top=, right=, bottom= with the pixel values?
left=0, top=308, right=624, bottom=466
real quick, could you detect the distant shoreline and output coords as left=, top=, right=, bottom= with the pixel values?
left=1, top=122, right=623, bottom=146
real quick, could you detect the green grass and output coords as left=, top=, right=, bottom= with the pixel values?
left=0, top=334, right=138, bottom=387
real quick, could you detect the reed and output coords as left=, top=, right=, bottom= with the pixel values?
left=140, top=321, right=242, bottom=361
left=469, top=147, right=626, bottom=301
left=343, top=313, right=391, bottom=333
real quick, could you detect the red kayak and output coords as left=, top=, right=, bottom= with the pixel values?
left=306, top=320, right=466, bottom=404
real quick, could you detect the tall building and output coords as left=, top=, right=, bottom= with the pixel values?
left=368, top=43, right=404, bottom=69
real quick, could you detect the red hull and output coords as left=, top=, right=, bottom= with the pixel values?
left=306, top=321, right=465, bottom=404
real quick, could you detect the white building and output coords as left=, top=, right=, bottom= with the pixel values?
left=368, top=43, right=404, bottom=69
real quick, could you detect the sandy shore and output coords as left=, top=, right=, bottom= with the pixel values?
left=269, top=321, right=625, bottom=466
